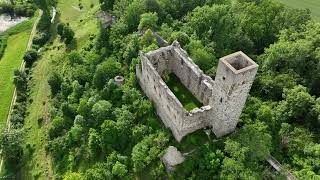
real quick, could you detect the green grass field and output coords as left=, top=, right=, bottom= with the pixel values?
left=165, top=74, right=203, bottom=111
left=0, top=19, right=34, bottom=130
left=277, top=0, right=320, bottom=21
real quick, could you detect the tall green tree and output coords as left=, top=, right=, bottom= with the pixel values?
left=138, top=12, right=159, bottom=31
left=93, top=58, right=122, bottom=89
left=0, top=129, right=24, bottom=172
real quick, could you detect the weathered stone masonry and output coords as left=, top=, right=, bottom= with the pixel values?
left=136, top=41, right=258, bottom=141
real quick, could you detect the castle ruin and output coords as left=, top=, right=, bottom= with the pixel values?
left=136, top=41, right=258, bottom=142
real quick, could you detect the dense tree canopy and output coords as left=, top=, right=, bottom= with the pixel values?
left=44, top=0, right=320, bottom=178
left=5, top=0, right=320, bottom=179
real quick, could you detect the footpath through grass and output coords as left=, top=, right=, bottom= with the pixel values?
left=165, top=73, right=203, bottom=111
left=277, top=0, right=320, bottom=21
left=0, top=19, right=34, bottom=130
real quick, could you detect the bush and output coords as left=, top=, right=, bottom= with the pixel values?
left=37, top=11, right=51, bottom=32
left=93, top=58, right=122, bottom=89
left=57, top=23, right=65, bottom=36
left=13, top=4, right=36, bottom=17
left=56, top=23, right=75, bottom=45
left=190, top=48, right=216, bottom=71
left=33, top=32, right=50, bottom=46
left=0, top=2, right=14, bottom=17
left=0, top=35, right=8, bottom=60
left=48, top=72, right=63, bottom=96
left=13, top=70, right=28, bottom=93
left=23, top=49, right=39, bottom=66
left=63, top=26, right=75, bottom=45
left=33, top=11, right=52, bottom=46
left=0, top=2, right=36, bottom=17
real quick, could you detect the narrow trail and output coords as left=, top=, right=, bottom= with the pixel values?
left=0, top=9, right=43, bottom=174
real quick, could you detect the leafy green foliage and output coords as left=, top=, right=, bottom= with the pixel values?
left=63, top=172, right=83, bottom=180
left=0, top=129, right=24, bottom=173
left=131, top=132, right=169, bottom=172
left=93, top=57, right=122, bottom=89
left=12, top=0, right=319, bottom=178
left=0, top=1, right=36, bottom=17
left=23, top=49, right=39, bottom=66
left=262, top=22, right=320, bottom=96
left=138, top=12, right=159, bottom=31
left=13, top=69, right=28, bottom=93
left=274, top=85, right=318, bottom=126
left=57, top=23, right=75, bottom=45
left=48, top=72, right=63, bottom=96
left=100, top=0, right=115, bottom=11
left=0, top=35, right=8, bottom=60
left=33, top=11, right=51, bottom=46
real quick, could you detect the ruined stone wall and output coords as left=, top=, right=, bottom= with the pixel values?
left=136, top=42, right=258, bottom=141
left=144, top=46, right=172, bottom=76
left=181, top=106, right=212, bottom=136
left=170, top=44, right=214, bottom=105
left=137, top=51, right=192, bottom=140
left=137, top=47, right=212, bottom=141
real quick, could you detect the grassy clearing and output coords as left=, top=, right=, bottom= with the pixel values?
left=277, top=0, right=320, bottom=21
left=20, top=48, right=61, bottom=179
left=165, top=73, right=203, bottom=111
left=0, top=19, right=34, bottom=130
left=57, top=0, right=99, bottom=48
left=20, top=0, right=100, bottom=178
left=58, top=0, right=98, bottom=23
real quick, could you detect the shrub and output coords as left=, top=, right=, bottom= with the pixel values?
left=23, top=49, right=39, bottom=66
left=13, top=4, right=36, bottom=17
left=33, top=32, right=50, bottom=46
left=63, top=26, right=75, bottom=45
left=48, top=72, right=63, bottom=96
left=56, top=23, right=75, bottom=45
left=33, top=11, right=52, bottom=46
left=0, top=2, right=14, bottom=17
left=0, top=35, right=8, bottom=60
left=0, top=2, right=36, bottom=17
left=57, top=23, right=65, bottom=36
left=13, top=70, right=28, bottom=93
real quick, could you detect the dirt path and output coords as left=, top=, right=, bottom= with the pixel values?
left=0, top=9, right=43, bottom=174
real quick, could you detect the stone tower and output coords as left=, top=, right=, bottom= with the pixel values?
left=210, top=52, right=258, bottom=137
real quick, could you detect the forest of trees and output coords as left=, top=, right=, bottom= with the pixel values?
left=1, top=0, right=320, bottom=179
